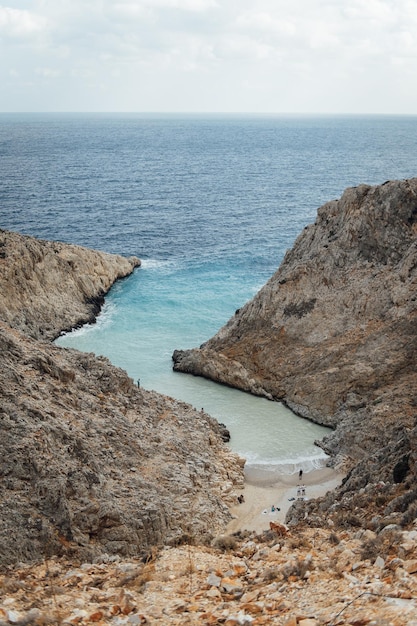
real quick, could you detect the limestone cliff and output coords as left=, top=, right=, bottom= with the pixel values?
left=173, top=178, right=417, bottom=466
left=0, top=229, right=141, bottom=340
left=0, top=230, right=244, bottom=566
left=0, top=323, right=243, bottom=566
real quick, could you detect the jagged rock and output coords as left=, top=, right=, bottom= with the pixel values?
left=0, top=327, right=243, bottom=564
left=173, top=179, right=417, bottom=528
left=2, top=526, right=416, bottom=624
left=173, top=179, right=417, bottom=448
left=0, top=229, right=141, bottom=340
left=0, top=230, right=244, bottom=566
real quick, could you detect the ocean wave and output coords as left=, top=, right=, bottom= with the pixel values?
left=57, top=301, right=117, bottom=340
left=243, top=452, right=329, bottom=476
left=140, top=259, right=167, bottom=269
left=140, top=258, right=182, bottom=271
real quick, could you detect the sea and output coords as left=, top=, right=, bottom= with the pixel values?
left=2, top=113, right=417, bottom=474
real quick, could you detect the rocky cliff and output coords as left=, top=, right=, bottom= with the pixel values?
left=0, top=230, right=244, bottom=567
left=173, top=178, right=417, bottom=526
left=0, top=229, right=141, bottom=340
left=174, top=179, right=417, bottom=457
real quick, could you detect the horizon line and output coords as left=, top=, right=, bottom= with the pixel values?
left=1, top=111, right=417, bottom=117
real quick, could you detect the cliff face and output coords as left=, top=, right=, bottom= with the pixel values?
left=0, top=230, right=244, bottom=567
left=0, top=323, right=243, bottom=566
left=173, top=179, right=417, bottom=464
left=0, top=229, right=141, bottom=340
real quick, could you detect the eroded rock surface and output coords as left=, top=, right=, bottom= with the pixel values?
left=0, top=230, right=244, bottom=566
left=174, top=179, right=417, bottom=527
left=2, top=524, right=417, bottom=625
left=173, top=179, right=417, bottom=460
left=0, top=229, right=141, bottom=340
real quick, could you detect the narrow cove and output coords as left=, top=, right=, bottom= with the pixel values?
left=56, top=263, right=332, bottom=475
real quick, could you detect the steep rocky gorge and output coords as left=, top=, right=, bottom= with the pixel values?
left=3, top=175, right=417, bottom=571
left=3, top=184, right=417, bottom=624
left=0, top=230, right=244, bottom=567
left=174, top=178, right=417, bottom=526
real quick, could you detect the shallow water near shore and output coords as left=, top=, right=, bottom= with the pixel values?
left=3, top=113, right=417, bottom=473
left=56, top=262, right=332, bottom=472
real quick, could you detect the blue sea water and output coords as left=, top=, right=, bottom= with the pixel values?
left=2, top=113, right=417, bottom=472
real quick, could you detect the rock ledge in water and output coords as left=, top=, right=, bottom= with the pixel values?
left=0, top=229, right=141, bottom=340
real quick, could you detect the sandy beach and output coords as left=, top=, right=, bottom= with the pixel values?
left=227, top=466, right=344, bottom=534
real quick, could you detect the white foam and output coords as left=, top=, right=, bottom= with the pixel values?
left=57, top=301, right=117, bottom=340
left=140, top=258, right=181, bottom=271
left=244, top=453, right=329, bottom=476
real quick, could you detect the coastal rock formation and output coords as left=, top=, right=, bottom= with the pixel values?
left=0, top=230, right=244, bottom=566
left=3, top=194, right=417, bottom=623
left=173, top=178, right=417, bottom=463
left=0, top=323, right=243, bottom=566
left=174, top=178, right=417, bottom=527
left=0, top=229, right=141, bottom=340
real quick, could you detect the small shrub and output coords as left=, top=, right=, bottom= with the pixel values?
left=360, top=538, right=380, bottom=562
left=263, top=567, right=280, bottom=582
left=401, top=501, right=417, bottom=526
left=386, top=487, right=417, bottom=514
left=282, top=556, right=313, bottom=581
left=360, top=529, right=403, bottom=562
left=183, top=560, right=196, bottom=576
left=328, top=532, right=340, bottom=545
left=393, top=455, right=410, bottom=483
left=333, top=512, right=362, bottom=529
left=288, top=535, right=312, bottom=550
left=375, top=494, right=388, bottom=507
left=212, top=535, right=237, bottom=552
left=173, top=533, right=195, bottom=546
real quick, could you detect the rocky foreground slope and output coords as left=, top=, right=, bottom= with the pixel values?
left=2, top=524, right=417, bottom=625
left=0, top=230, right=244, bottom=567
left=174, top=178, right=417, bottom=526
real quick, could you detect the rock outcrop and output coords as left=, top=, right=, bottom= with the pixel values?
left=173, top=179, right=417, bottom=460
left=173, top=178, right=417, bottom=527
left=0, top=230, right=244, bottom=567
left=0, top=229, right=141, bottom=340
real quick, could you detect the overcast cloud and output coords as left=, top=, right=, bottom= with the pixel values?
left=1, top=0, right=416, bottom=113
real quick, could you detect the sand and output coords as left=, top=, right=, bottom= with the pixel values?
left=226, top=466, right=344, bottom=534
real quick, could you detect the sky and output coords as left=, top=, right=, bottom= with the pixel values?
left=1, top=0, right=416, bottom=113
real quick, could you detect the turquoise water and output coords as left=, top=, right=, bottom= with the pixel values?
left=2, top=113, right=417, bottom=471
left=56, top=261, right=328, bottom=472
left=56, top=262, right=331, bottom=471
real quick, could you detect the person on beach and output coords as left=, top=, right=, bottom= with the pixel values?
left=299, top=469, right=303, bottom=481
left=297, top=485, right=306, bottom=500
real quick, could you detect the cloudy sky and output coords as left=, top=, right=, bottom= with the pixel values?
left=1, top=0, right=416, bottom=113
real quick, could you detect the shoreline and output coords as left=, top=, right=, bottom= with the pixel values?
left=227, top=466, right=344, bottom=534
